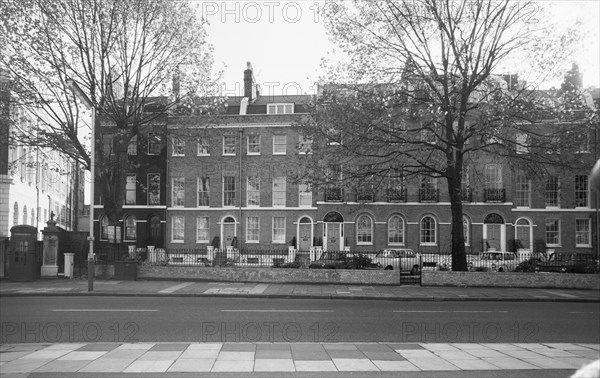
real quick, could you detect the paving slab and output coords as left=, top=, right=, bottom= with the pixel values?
left=32, top=359, right=90, bottom=372
left=332, top=358, right=379, bottom=371
left=294, top=360, right=338, bottom=371
left=167, top=358, right=215, bottom=372
left=78, top=358, right=133, bottom=372
left=254, top=358, right=296, bottom=371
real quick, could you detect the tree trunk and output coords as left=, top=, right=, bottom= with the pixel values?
left=447, top=175, right=468, bottom=271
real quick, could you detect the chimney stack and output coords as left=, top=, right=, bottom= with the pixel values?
left=244, top=62, right=255, bottom=101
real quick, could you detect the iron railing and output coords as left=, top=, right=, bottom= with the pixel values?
left=484, top=188, right=506, bottom=202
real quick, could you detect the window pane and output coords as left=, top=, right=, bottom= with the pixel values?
left=388, top=216, right=404, bottom=244
left=223, top=135, right=236, bottom=155
left=126, top=175, right=136, bottom=205
left=127, top=136, right=137, bottom=155
left=172, top=216, right=184, bottom=241
left=273, top=135, right=286, bottom=154
left=545, top=219, right=560, bottom=246
left=247, top=176, right=260, bottom=206
left=357, top=215, right=372, bottom=244
left=172, top=137, right=185, bottom=156
left=196, top=217, right=209, bottom=242
left=223, top=176, right=236, bottom=206
left=148, top=133, right=161, bottom=155
left=299, top=183, right=312, bottom=207
left=198, top=177, right=210, bottom=206
left=273, top=217, right=285, bottom=243
left=515, top=173, right=530, bottom=207
left=148, top=174, right=160, bottom=205
left=575, top=175, right=588, bottom=207
left=247, top=135, right=260, bottom=154
left=197, top=138, right=209, bottom=155
left=172, top=177, right=185, bottom=206
left=576, top=219, right=590, bottom=246
left=125, top=216, right=136, bottom=240
left=247, top=216, right=260, bottom=242
left=420, top=217, right=436, bottom=244
left=545, top=176, right=559, bottom=207
left=273, top=176, right=286, bottom=206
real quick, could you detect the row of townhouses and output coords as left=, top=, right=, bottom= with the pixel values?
left=92, top=65, right=599, bottom=257
left=0, top=69, right=85, bottom=243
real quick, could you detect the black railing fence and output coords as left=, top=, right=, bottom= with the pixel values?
left=84, top=247, right=597, bottom=274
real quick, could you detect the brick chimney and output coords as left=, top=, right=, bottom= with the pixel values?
left=243, top=62, right=254, bottom=101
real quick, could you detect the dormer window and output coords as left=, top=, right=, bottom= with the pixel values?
left=267, top=103, right=294, bottom=114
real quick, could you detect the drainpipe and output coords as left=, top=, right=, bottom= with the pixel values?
left=238, top=128, right=243, bottom=249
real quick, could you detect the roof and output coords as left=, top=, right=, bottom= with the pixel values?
left=224, top=94, right=314, bottom=115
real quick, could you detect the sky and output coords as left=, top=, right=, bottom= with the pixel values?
left=197, top=0, right=600, bottom=94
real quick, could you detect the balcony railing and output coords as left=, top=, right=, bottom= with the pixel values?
left=387, top=187, right=407, bottom=202
left=419, top=188, right=439, bottom=202
left=356, top=190, right=374, bottom=202
left=324, top=187, right=343, bottom=202
left=461, top=187, right=472, bottom=202
left=484, top=188, right=506, bottom=202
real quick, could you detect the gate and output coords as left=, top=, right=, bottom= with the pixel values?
left=399, top=255, right=422, bottom=286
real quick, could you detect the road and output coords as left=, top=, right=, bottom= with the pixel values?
left=2, top=296, right=599, bottom=344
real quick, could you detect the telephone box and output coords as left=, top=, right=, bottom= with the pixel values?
left=9, top=225, right=40, bottom=282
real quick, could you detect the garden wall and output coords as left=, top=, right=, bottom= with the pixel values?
left=422, top=271, right=600, bottom=290
left=138, top=266, right=399, bottom=285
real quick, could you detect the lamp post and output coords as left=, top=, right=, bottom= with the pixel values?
left=66, top=78, right=95, bottom=292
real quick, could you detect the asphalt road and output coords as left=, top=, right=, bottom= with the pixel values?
left=1, top=296, right=599, bottom=344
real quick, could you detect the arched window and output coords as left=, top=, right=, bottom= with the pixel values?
left=356, top=215, right=373, bottom=244
left=388, top=215, right=404, bottom=245
left=13, top=202, right=19, bottom=225
left=23, top=205, right=27, bottom=225
left=420, top=216, right=436, bottom=245
left=124, top=215, right=137, bottom=241
left=323, top=211, right=343, bottom=223
left=463, top=216, right=470, bottom=246
left=100, top=215, right=109, bottom=240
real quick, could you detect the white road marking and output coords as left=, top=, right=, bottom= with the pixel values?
left=393, top=310, right=508, bottom=313
left=158, top=282, right=194, bottom=294
left=221, top=310, right=335, bottom=313
left=52, top=309, right=158, bottom=312
left=540, top=289, right=578, bottom=298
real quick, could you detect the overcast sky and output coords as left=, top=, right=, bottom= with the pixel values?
left=198, top=0, right=600, bottom=96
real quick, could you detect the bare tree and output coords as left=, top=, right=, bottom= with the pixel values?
left=296, top=0, right=596, bottom=270
left=1, top=0, right=222, bottom=227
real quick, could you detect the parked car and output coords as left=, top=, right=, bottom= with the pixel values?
left=371, top=249, right=421, bottom=275
left=468, top=251, right=520, bottom=272
left=535, top=253, right=597, bottom=273
left=309, top=251, right=351, bottom=269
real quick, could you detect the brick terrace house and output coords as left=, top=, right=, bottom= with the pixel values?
left=98, top=64, right=599, bottom=257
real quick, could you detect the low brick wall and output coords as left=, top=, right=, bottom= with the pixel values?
left=138, top=266, right=398, bottom=285
left=422, top=271, right=600, bottom=290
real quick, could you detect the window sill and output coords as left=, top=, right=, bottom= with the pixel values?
left=419, top=243, right=437, bottom=247
left=357, top=242, right=373, bottom=246
left=196, top=241, right=209, bottom=244
left=273, top=152, right=287, bottom=156
left=272, top=241, right=286, bottom=244
left=171, top=240, right=184, bottom=244
left=222, top=153, right=236, bottom=157
left=197, top=153, right=210, bottom=157
left=246, top=241, right=260, bottom=244
left=247, top=152, right=261, bottom=156
left=576, top=245, right=592, bottom=248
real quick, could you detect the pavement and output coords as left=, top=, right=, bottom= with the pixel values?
left=1, top=341, right=599, bottom=376
left=1, top=278, right=599, bottom=302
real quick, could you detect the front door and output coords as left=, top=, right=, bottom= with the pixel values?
left=298, top=222, right=312, bottom=251
left=222, top=218, right=236, bottom=250
left=325, top=223, right=342, bottom=251
left=487, top=224, right=501, bottom=250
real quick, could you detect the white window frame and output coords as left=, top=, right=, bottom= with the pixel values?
left=575, top=175, right=589, bottom=208
left=387, top=215, right=405, bottom=246
left=545, top=218, right=561, bottom=247
left=196, top=216, right=209, bottom=243
left=223, top=175, right=236, bottom=207
left=246, top=216, right=260, bottom=243
left=147, top=174, right=160, bottom=205
left=516, top=132, right=529, bottom=154
left=223, top=135, right=236, bottom=156
left=545, top=176, right=560, bottom=208
left=485, top=164, right=502, bottom=189
left=124, top=215, right=137, bottom=241
left=247, top=134, right=260, bottom=155
left=247, top=176, right=260, bottom=207
left=272, top=216, right=286, bottom=243
left=575, top=218, right=591, bottom=247
left=356, top=215, right=373, bottom=245
left=197, top=177, right=209, bottom=207
left=273, top=176, right=286, bottom=207
left=420, top=216, right=437, bottom=246
left=197, top=138, right=210, bottom=156
left=148, top=133, right=161, bottom=155
left=515, top=173, right=531, bottom=208
left=273, top=135, right=287, bottom=155
left=267, top=103, right=294, bottom=115
left=172, top=216, right=185, bottom=243
left=172, top=136, right=185, bottom=156
left=125, top=174, right=136, bottom=205
left=172, top=177, right=185, bottom=207
left=299, top=183, right=312, bottom=207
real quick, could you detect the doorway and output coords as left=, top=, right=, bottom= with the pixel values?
left=323, top=211, right=344, bottom=251
left=221, top=216, right=236, bottom=250
left=483, top=213, right=505, bottom=251
left=298, top=217, right=313, bottom=251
